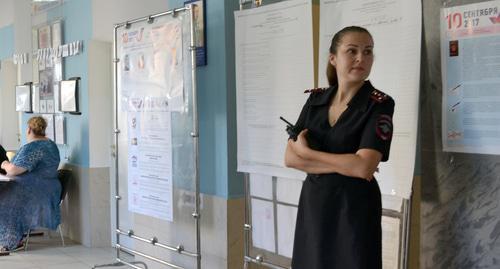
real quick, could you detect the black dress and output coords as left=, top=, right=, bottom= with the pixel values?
left=291, top=81, right=394, bottom=269
left=0, top=145, right=8, bottom=175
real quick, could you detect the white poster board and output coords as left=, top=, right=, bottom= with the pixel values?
left=319, top=0, right=421, bottom=199
left=60, top=80, right=78, bottom=112
left=235, top=0, right=314, bottom=180
left=118, top=18, right=183, bottom=222
left=441, top=0, right=500, bottom=154
left=119, top=19, right=184, bottom=112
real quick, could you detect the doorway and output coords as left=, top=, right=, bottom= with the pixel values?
left=0, top=59, right=21, bottom=150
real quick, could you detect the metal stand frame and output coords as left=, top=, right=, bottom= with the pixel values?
left=382, top=197, right=413, bottom=269
left=243, top=174, right=289, bottom=269
left=93, top=5, right=201, bottom=269
left=243, top=170, right=413, bottom=269
left=237, top=0, right=413, bottom=268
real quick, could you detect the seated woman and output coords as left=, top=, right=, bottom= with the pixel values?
left=0, top=145, right=7, bottom=174
left=0, top=116, right=61, bottom=255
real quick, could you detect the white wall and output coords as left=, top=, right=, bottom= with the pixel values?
left=92, top=0, right=169, bottom=42
left=13, top=0, right=34, bottom=84
left=0, top=0, right=14, bottom=28
left=88, top=40, right=113, bottom=167
left=0, top=60, right=19, bottom=150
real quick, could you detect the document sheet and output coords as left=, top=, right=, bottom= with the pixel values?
left=319, top=0, right=422, bottom=199
left=235, top=0, right=314, bottom=180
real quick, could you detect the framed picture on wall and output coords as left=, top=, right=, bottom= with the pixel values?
left=33, top=19, right=64, bottom=109
left=32, top=27, right=39, bottom=83
left=184, top=0, right=207, bottom=66
left=51, top=20, right=63, bottom=82
left=60, top=78, right=80, bottom=114
left=38, top=24, right=51, bottom=50
left=31, top=0, right=62, bottom=15
left=51, top=21, right=62, bottom=48
left=15, top=84, right=32, bottom=112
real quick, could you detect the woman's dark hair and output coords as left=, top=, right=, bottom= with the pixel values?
left=28, top=116, right=47, bottom=137
left=326, top=26, right=373, bottom=86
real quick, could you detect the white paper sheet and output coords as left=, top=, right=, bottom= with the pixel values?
left=32, top=84, right=40, bottom=113
left=60, top=80, right=77, bottom=112
left=382, top=194, right=404, bottom=212
left=276, top=177, right=302, bottom=205
left=250, top=173, right=273, bottom=200
left=251, top=198, right=275, bottom=253
left=42, top=114, right=55, bottom=141
left=235, top=0, right=313, bottom=180
left=55, top=115, right=65, bottom=145
left=382, top=216, right=401, bottom=269
left=0, top=174, right=14, bottom=181
left=128, top=108, right=174, bottom=222
left=319, top=0, right=421, bottom=199
left=277, top=204, right=298, bottom=258
left=441, top=1, right=500, bottom=154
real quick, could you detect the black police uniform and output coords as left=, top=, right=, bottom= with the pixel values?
left=291, top=80, right=394, bottom=269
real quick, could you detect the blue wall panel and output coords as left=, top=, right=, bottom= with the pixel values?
left=168, top=0, right=242, bottom=198
left=0, top=25, right=14, bottom=60
left=21, top=0, right=92, bottom=166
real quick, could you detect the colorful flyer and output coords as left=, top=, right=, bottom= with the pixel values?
left=441, top=1, right=500, bottom=154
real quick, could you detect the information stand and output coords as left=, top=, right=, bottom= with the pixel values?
left=93, top=5, right=201, bottom=269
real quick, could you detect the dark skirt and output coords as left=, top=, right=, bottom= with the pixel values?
left=291, top=174, right=382, bottom=269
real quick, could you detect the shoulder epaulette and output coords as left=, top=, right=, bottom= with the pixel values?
left=304, top=87, right=328, bottom=94
left=370, top=89, right=389, bottom=103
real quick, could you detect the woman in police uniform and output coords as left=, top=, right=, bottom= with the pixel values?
left=285, top=26, right=394, bottom=269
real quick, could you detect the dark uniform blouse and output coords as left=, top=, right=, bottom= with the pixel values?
left=291, top=80, right=394, bottom=269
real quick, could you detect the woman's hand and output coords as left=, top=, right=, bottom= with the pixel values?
left=1, top=160, right=8, bottom=170
left=1, top=160, right=27, bottom=176
left=289, top=129, right=312, bottom=159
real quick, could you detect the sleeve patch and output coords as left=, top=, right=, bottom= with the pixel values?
left=375, top=115, right=393, bottom=140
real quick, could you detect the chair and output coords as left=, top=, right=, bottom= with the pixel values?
left=24, top=169, right=72, bottom=250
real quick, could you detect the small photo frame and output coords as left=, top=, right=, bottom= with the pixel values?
left=40, top=100, right=47, bottom=113
left=47, top=99, right=55, bottom=113
left=51, top=20, right=63, bottom=48
left=185, top=0, right=206, bottom=66
left=60, top=77, right=80, bottom=114
left=449, top=40, right=459, bottom=57
left=15, top=84, right=32, bottom=112
left=38, top=24, right=51, bottom=49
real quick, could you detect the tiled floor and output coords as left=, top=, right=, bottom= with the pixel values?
left=0, top=236, right=126, bottom=269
